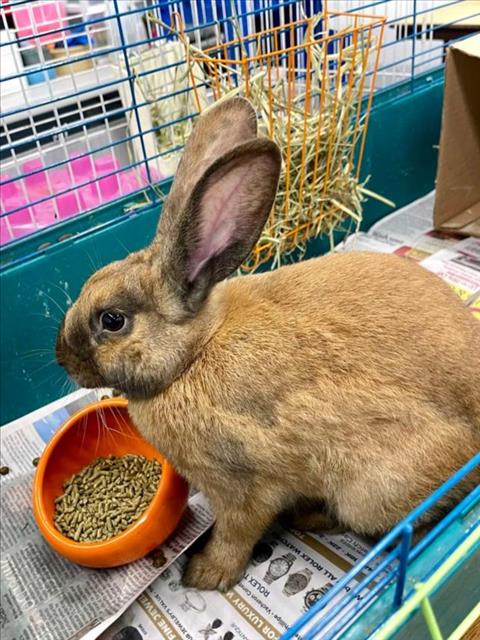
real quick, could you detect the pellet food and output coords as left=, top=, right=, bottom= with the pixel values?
left=149, top=548, right=167, bottom=568
left=53, top=454, right=162, bottom=542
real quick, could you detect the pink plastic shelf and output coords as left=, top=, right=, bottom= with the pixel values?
left=0, top=155, right=161, bottom=246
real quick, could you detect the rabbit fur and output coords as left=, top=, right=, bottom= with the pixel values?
left=57, top=97, right=480, bottom=591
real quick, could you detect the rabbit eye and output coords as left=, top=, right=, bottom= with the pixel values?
left=100, top=311, right=126, bottom=333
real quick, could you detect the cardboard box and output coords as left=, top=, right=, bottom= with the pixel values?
left=434, top=34, right=480, bottom=237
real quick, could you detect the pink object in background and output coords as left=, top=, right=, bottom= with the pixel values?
left=1, top=171, right=54, bottom=242
left=55, top=177, right=80, bottom=220
left=52, top=167, right=73, bottom=185
left=79, top=184, right=100, bottom=211
left=1, top=175, right=34, bottom=243
left=0, top=217, right=9, bottom=244
left=32, top=199, right=57, bottom=228
left=70, top=153, right=99, bottom=211
left=70, top=154, right=95, bottom=181
left=12, top=1, right=67, bottom=46
left=95, top=155, right=120, bottom=200
left=119, top=171, right=142, bottom=195
left=0, top=195, right=36, bottom=242
left=95, top=155, right=118, bottom=174
left=0, top=156, right=164, bottom=246
left=140, top=165, right=161, bottom=184
left=115, top=165, right=161, bottom=197
left=98, top=174, right=120, bottom=200
left=23, top=159, right=49, bottom=196
left=56, top=190, right=80, bottom=220
left=0, top=175, right=20, bottom=200
left=48, top=167, right=79, bottom=220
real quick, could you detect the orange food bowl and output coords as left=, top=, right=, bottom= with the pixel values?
left=33, top=398, right=189, bottom=568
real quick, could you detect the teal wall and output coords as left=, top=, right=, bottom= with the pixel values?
left=0, top=71, right=445, bottom=425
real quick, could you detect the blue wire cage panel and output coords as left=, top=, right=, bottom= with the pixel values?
left=280, top=453, right=480, bottom=639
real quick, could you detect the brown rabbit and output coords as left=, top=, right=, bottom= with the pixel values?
left=56, top=97, right=480, bottom=591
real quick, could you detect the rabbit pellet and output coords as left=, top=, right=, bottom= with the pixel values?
left=53, top=454, right=162, bottom=542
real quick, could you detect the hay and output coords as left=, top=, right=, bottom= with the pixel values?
left=142, top=12, right=392, bottom=272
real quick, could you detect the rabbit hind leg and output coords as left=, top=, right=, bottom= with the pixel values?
left=332, top=414, right=480, bottom=539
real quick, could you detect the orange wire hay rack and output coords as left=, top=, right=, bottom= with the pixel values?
left=173, top=8, right=387, bottom=271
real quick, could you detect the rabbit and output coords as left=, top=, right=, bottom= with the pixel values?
left=56, top=97, right=480, bottom=592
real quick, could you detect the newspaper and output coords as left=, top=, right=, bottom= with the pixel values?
left=98, top=528, right=384, bottom=640
left=0, top=390, right=214, bottom=640
left=339, top=191, right=459, bottom=256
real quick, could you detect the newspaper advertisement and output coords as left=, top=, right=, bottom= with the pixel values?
left=0, top=391, right=214, bottom=640
left=420, top=237, right=480, bottom=304
left=99, top=528, right=383, bottom=640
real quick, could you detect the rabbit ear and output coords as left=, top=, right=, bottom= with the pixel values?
left=161, top=97, right=258, bottom=220
left=155, top=138, right=281, bottom=314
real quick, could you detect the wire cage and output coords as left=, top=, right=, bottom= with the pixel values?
left=0, top=3, right=480, bottom=640
left=1, top=1, right=479, bottom=268
left=0, top=0, right=387, bottom=272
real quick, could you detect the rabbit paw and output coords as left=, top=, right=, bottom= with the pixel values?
left=182, top=551, right=243, bottom=592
